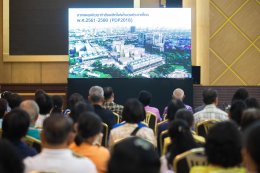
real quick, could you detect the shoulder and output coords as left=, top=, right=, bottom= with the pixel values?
left=71, top=155, right=97, bottom=173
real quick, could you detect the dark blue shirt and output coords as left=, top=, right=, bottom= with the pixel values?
left=11, top=140, right=37, bottom=159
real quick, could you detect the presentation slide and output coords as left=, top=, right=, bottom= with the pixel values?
left=68, top=8, right=191, bottom=78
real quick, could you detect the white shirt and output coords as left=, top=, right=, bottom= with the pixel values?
left=194, top=104, right=228, bottom=125
left=35, top=114, right=49, bottom=128
left=24, top=148, right=97, bottom=173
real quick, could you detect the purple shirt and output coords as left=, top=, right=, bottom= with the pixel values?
left=163, top=104, right=193, bottom=115
left=145, top=105, right=162, bottom=122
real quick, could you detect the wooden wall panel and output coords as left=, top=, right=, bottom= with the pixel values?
left=41, top=63, right=68, bottom=83
left=140, top=0, right=159, bottom=7
left=11, top=63, right=41, bottom=83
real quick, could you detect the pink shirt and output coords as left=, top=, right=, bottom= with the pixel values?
left=145, top=105, right=162, bottom=122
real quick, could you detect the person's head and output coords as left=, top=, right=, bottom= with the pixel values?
left=108, top=137, right=160, bottom=173
left=88, top=86, right=104, bottom=104
left=167, top=99, right=185, bottom=121
left=7, top=93, right=23, bottom=109
left=35, top=92, right=53, bottom=115
left=122, top=98, right=145, bottom=123
left=138, top=90, right=152, bottom=107
left=243, top=120, right=260, bottom=173
left=167, top=119, right=197, bottom=165
left=0, top=91, right=12, bottom=100
left=51, top=95, right=63, bottom=114
left=67, top=93, right=84, bottom=110
left=19, top=100, right=39, bottom=125
left=2, top=108, right=30, bottom=141
left=241, top=108, right=260, bottom=131
left=103, top=87, right=114, bottom=101
left=0, top=139, right=24, bottom=173
left=229, top=100, right=247, bottom=126
left=205, top=121, right=242, bottom=167
left=245, top=97, right=260, bottom=109
left=232, top=88, right=249, bottom=103
left=41, top=115, right=73, bottom=147
left=175, top=108, right=194, bottom=128
left=74, top=112, right=103, bottom=146
left=172, top=88, right=185, bottom=101
left=202, top=88, right=218, bottom=105
left=70, top=101, right=94, bottom=123
left=0, top=98, right=8, bottom=119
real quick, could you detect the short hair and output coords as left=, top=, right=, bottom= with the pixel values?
left=108, top=137, right=160, bottom=173
left=35, top=93, right=53, bottom=115
left=175, top=108, right=194, bottom=127
left=0, top=139, right=25, bottom=173
left=167, top=99, right=185, bottom=121
left=51, top=95, right=63, bottom=114
left=245, top=97, right=260, bottom=109
left=103, top=87, right=114, bottom=100
left=231, top=88, right=249, bottom=103
left=8, top=93, right=23, bottom=109
left=0, top=91, right=12, bottom=100
left=67, top=93, right=84, bottom=109
left=241, top=108, right=260, bottom=131
left=243, top=120, right=260, bottom=173
left=19, top=100, right=39, bottom=123
left=70, top=101, right=94, bottom=123
left=138, top=90, right=152, bottom=106
left=75, top=112, right=103, bottom=146
left=2, top=108, right=30, bottom=141
left=172, top=88, right=185, bottom=100
left=229, top=100, right=247, bottom=126
left=0, top=98, right=7, bottom=118
left=202, top=88, right=218, bottom=105
left=205, top=121, right=242, bottom=167
left=122, top=99, right=145, bottom=123
left=42, top=115, right=73, bottom=145
left=89, top=86, right=104, bottom=103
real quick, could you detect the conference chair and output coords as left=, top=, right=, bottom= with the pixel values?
left=101, top=123, right=109, bottom=147
left=195, top=119, right=220, bottom=138
left=173, top=148, right=207, bottom=173
left=159, top=130, right=169, bottom=155
left=145, top=111, right=157, bottom=134
left=0, top=128, right=2, bottom=138
left=113, top=112, right=121, bottom=124
left=162, top=114, right=168, bottom=120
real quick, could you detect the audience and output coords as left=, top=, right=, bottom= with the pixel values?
left=109, top=98, right=156, bottom=147
left=0, top=91, right=12, bottom=112
left=70, top=101, right=94, bottom=123
left=243, top=120, right=260, bottom=173
left=8, top=93, right=23, bottom=110
left=229, top=100, right=247, bottom=126
left=245, top=97, right=260, bottom=109
left=70, top=112, right=110, bottom=173
left=88, top=86, right=116, bottom=130
left=0, top=139, right=25, bottom=173
left=190, top=121, right=245, bottom=173
left=103, top=87, right=124, bottom=116
left=64, top=93, right=85, bottom=116
left=231, top=88, right=249, bottom=104
left=0, top=98, right=7, bottom=128
left=138, top=90, right=161, bottom=122
left=108, top=137, right=160, bottom=173
left=2, top=108, right=37, bottom=159
left=50, top=95, right=63, bottom=115
left=241, top=108, right=260, bottom=131
left=193, top=88, right=228, bottom=125
left=24, top=115, right=97, bottom=173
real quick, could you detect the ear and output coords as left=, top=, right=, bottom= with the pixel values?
left=73, top=123, right=78, bottom=133
left=67, top=132, right=76, bottom=146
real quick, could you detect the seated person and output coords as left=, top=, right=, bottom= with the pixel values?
left=245, top=97, right=260, bottom=109
left=70, top=112, right=110, bottom=173
left=63, top=93, right=85, bottom=116
left=241, top=108, right=260, bottom=131
left=190, top=121, right=246, bottom=173
left=103, top=87, right=124, bottom=116
left=50, top=95, right=64, bottom=115
left=109, top=98, right=156, bottom=147
left=228, top=100, right=247, bottom=127
left=2, top=108, right=37, bottom=159
left=24, top=115, right=97, bottom=173
left=108, top=137, right=160, bottom=173
left=138, top=90, right=161, bottom=122
left=0, top=98, right=8, bottom=128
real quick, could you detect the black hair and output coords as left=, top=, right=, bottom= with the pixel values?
left=42, top=115, right=73, bottom=145
left=67, top=93, right=84, bottom=110
left=122, top=98, right=145, bottom=123
left=241, top=108, right=260, bottom=131
left=108, top=137, right=160, bottom=173
left=1, top=91, right=13, bottom=101
left=0, top=98, right=7, bottom=119
left=245, top=97, right=260, bottom=109
left=74, top=112, right=103, bottom=146
left=231, top=88, right=249, bottom=103
left=205, top=121, right=242, bottom=167
left=166, top=119, right=197, bottom=166
left=243, top=120, right=260, bottom=173
left=229, top=100, right=247, bottom=126
left=8, top=93, right=23, bottom=109
left=51, top=95, right=63, bottom=114
left=175, top=108, right=194, bottom=128
left=103, top=87, right=113, bottom=100
left=167, top=99, right=185, bottom=121
left=70, top=101, right=94, bottom=123
left=0, top=139, right=24, bottom=173
left=35, top=93, right=53, bottom=115
left=203, top=88, right=218, bottom=105
left=138, top=90, right=152, bottom=107
left=2, top=108, right=30, bottom=141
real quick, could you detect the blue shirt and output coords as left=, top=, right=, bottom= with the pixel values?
left=27, top=127, right=41, bottom=140
left=11, top=140, right=37, bottom=159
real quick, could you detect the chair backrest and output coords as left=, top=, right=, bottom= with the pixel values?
left=173, top=148, right=207, bottom=173
left=163, top=114, right=168, bottom=121
left=159, top=130, right=169, bottom=155
left=113, top=112, right=121, bottom=124
left=145, top=111, right=157, bottom=134
left=0, top=128, right=2, bottom=138
left=101, top=122, right=109, bottom=147
left=195, top=119, right=220, bottom=137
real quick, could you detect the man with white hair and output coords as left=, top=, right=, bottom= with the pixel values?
left=88, top=86, right=116, bottom=129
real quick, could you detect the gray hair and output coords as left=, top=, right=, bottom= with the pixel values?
left=172, top=88, right=185, bottom=100
left=20, top=100, right=39, bottom=123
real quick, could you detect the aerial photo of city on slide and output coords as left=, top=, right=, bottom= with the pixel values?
left=68, top=9, right=192, bottom=79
